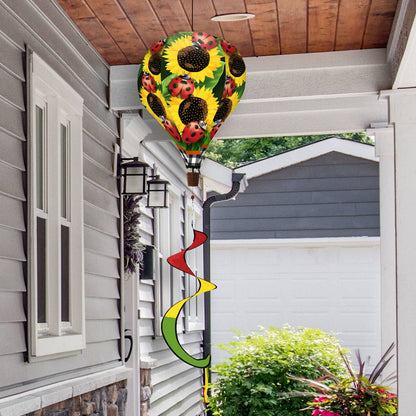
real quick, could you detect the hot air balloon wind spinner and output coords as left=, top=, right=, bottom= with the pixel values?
left=138, top=31, right=246, bottom=186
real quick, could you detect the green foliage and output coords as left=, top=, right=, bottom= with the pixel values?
left=206, top=133, right=373, bottom=168
left=208, top=326, right=349, bottom=416
left=298, top=344, right=397, bottom=416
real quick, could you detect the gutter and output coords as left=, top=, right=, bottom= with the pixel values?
left=202, top=172, right=246, bottom=409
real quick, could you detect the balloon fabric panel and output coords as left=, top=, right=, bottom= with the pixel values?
left=138, top=32, right=246, bottom=171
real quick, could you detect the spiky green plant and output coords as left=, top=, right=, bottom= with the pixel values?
left=292, top=344, right=397, bottom=416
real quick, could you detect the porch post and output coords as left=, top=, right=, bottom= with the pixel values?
left=385, top=89, right=416, bottom=414
left=120, top=113, right=151, bottom=416
left=371, top=125, right=397, bottom=377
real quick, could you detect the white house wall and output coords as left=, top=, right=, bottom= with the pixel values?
left=211, top=238, right=381, bottom=370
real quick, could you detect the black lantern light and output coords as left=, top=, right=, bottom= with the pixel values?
left=146, top=175, right=169, bottom=208
left=118, top=157, right=170, bottom=208
left=119, top=157, right=150, bottom=195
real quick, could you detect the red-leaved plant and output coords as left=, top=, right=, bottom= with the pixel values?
left=291, top=343, right=397, bottom=416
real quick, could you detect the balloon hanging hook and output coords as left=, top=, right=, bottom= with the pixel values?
left=191, top=0, right=194, bottom=31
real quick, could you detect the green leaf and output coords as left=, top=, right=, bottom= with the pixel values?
left=160, top=73, right=178, bottom=102
left=195, top=58, right=225, bottom=92
left=211, top=68, right=226, bottom=101
left=235, top=82, right=246, bottom=100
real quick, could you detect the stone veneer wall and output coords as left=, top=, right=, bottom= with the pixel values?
left=25, top=381, right=127, bottom=416
left=140, top=367, right=152, bottom=416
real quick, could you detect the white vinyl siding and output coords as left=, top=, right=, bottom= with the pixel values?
left=211, top=238, right=381, bottom=370
left=29, top=52, right=85, bottom=357
left=185, top=197, right=205, bottom=332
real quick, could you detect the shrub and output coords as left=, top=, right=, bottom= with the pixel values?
left=208, top=326, right=349, bottom=416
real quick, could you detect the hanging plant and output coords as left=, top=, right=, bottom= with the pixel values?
left=123, top=195, right=145, bottom=274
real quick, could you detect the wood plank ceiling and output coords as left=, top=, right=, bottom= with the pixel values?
left=57, top=0, right=398, bottom=66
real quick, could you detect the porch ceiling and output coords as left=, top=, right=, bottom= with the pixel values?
left=56, top=0, right=398, bottom=66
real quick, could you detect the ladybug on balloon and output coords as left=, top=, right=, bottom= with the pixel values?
left=150, top=39, right=165, bottom=54
left=141, top=72, right=156, bottom=93
left=168, top=74, right=195, bottom=99
left=160, top=116, right=181, bottom=142
left=183, top=121, right=207, bottom=144
left=191, top=32, right=218, bottom=50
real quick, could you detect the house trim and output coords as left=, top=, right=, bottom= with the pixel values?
left=0, top=367, right=131, bottom=416
left=235, top=137, right=378, bottom=180
left=49, top=0, right=110, bottom=72
left=200, top=158, right=238, bottom=195
left=211, top=236, right=380, bottom=249
left=371, top=125, right=397, bottom=378
left=28, top=51, right=85, bottom=358
left=387, top=0, right=416, bottom=89
left=120, top=113, right=151, bottom=158
left=109, top=49, right=390, bottom=140
left=0, top=1, right=108, bottom=107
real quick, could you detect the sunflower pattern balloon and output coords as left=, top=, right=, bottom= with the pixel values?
left=138, top=32, right=246, bottom=181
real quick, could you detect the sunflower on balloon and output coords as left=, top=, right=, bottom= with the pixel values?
left=138, top=31, right=246, bottom=185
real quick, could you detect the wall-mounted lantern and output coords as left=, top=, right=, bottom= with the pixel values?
left=119, top=157, right=149, bottom=195
left=146, top=176, right=169, bottom=208
left=119, top=157, right=169, bottom=208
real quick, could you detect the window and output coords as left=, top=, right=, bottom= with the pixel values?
left=184, top=197, right=205, bottom=331
left=157, top=197, right=172, bottom=322
left=153, top=190, right=183, bottom=336
left=28, top=52, right=84, bottom=357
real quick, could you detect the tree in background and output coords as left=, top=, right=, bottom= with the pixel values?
left=206, top=133, right=373, bottom=168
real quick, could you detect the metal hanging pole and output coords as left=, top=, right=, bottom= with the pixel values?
left=191, top=0, right=194, bottom=31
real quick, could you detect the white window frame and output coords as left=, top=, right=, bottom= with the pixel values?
left=184, top=195, right=205, bottom=332
left=153, top=188, right=205, bottom=335
left=153, top=188, right=186, bottom=336
left=154, top=198, right=170, bottom=336
left=28, top=52, right=85, bottom=357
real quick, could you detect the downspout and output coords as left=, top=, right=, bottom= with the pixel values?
left=202, top=172, right=246, bottom=405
